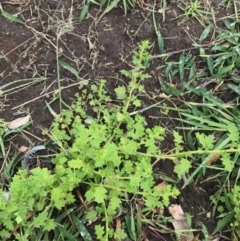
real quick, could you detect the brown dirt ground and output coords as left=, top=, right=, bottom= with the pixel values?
left=0, top=0, right=235, bottom=240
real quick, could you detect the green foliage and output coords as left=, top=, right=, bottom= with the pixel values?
left=203, top=19, right=240, bottom=79
left=229, top=185, right=240, bottom=227
left=179, top=0, right=212, bottom=26
left=165, top=86, right=240, bottom=235
left=161, top=20, right=240, bottom=97
left=0, top=159, right=88, bottom=241
left=100, top=0, right=135, bottom=15
left=0, top=168, right=58, bottom=240
left=0, top=4, right=24, bottom=25
left=49, top=41, right=179, bottom=239
left=0, top=119, right=7, bottom=157
left=211, top=184, right=240, bottom=238
left=196, top=132, right=215, bottom=150
left=163, top=53, right=200, bottom=85
left=79, top=0, right=136, bottom=24
left=0, top=119, right=7, bottom=138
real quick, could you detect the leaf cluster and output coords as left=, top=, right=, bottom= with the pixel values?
left=0, top=168, right=57, bottom=240
left=49, top=41, right=179, bottom=239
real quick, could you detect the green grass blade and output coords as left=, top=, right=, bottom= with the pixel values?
left=165, top=62, right=173, bottom=76
left=182, top=137, right=231, bottom=189
left=0, top=4, right=24, bottom=24
left=100, top=0, right=108, bottom=7
left=177, top=113, right=228, bottom=129
left=125, top=214, right=136, bottom=240
left=152, top=0, right=164, bottom=54
left=158, top=77, right=182, bottom=95
left=58, top=225, right=76, bottom=240
left=226, top=83, right=240, bottom=95
left=179, top=53, right=185, bottom=81
left=79, top=1, right=91, bottom=23
left=123, top=0, right=127, bottom=15
left=55, top=207, right=76, bottom=223
left=187, top=132, right=195, bottom=150
left=98, top=0, right=120, bottom=21
left=136, top=209, right=142, bottom=240
left=217, top=65, right=233, bottom=77
left=212, top=213, right=234, bottom=235
left=71, top=215, right=93, bottom=241
left=206, top=56, right=214, bottom=76
left=156, top=30, right=164, bottom=54
left=162, top=0, right=166, bottom=22
left=199, top=25, right=211, bottom=43
left=188, top=62, right=196, bottom=80
left=59, top=60, right=81, bottom=80
left=45, top=101, right=58, bottom=118
left=223, top=188, right=233, bottom=212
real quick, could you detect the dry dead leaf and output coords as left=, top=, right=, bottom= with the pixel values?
left=152, top=207, right=164, bottom=215
left=116, top=218, right=121, bottom=230
left=8, top=115, right=30, bottom=129
left=192, top=234, right=199, bottom=241
left=159, top=93, right=168, bottom=98
left=211, top=237, right=220, bottom=241
left=18, top=146, right=29, bottom=153
left=207, top=153, right=221, bottom=165
left=168, top=204, right=194, bottom=241
left=157, top=181, right=168, bottom=190
left=170, top=83, right=178, bottom=88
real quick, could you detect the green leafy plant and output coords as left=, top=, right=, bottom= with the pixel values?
left=48, top=40, right=179, bottom=240
left=0, top=168, right=58, bottom=240
left=0, top=148, right=91, bottom=241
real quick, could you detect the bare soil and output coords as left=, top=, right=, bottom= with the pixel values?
left=0, top=0, right=234, bottom=240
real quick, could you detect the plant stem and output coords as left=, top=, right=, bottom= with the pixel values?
left=151, top=39, right=224, bottom=60
left=137, top=147, right=240, bottom=162
left=56, top=36, right=62, bottom=112
left=82, top=181, right=162, bottom=198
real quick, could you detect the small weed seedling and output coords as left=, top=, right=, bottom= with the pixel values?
left=202, top=19, right=240, bottom=80
left=80, top=0, right=136, bottom=24
left=178, top=0, right=213, bottom=26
